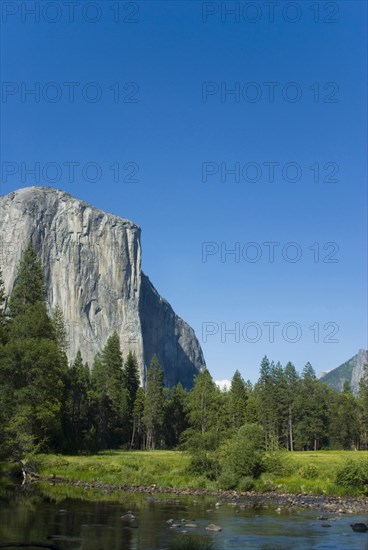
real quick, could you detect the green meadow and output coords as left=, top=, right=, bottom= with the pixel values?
left=35, top=449, right=368, bottom=497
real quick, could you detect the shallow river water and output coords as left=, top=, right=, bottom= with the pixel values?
left=0, top=484, right=367, bottom=550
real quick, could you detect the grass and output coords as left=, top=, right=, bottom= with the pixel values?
left=36, top=450, right=195, bottom=488
left=166, top=535, right=214, bottom=550
left=259, top=450, right=368, bottom=496
left=35, top=449, right=368, bottom=497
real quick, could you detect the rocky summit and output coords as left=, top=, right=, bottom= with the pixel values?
left=0, top=187, right=206, bottom=387
left=320, top=349, right=368, bottom=395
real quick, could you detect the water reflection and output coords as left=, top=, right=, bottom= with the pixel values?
left=0, top=483, right=367, bottom=550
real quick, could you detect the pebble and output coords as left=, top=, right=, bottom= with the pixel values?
left=45, top=478, right=368, bottom=514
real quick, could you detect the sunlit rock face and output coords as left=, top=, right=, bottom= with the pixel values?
left=320, top=349, right=368, bottom=395
left=0, top=186, right=205, bottom=387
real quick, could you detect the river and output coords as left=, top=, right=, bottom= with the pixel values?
left=0, top=483, right=367, bottom=549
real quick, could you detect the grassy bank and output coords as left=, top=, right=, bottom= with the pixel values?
left=34, top=450, right=368, bottom=497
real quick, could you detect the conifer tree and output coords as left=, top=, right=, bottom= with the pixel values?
left=92, top=333, right=128, bottom=448
left=52, top=304, right=69, bottom=354
left=229, top=370, right=248, bottom=430
left=131, top=386, right=145, bottom=449
left=284, top=361, right=299, bottom=451
left=2, top=243, right=65, bottom=457
left=62, top=350, right=91, bottom=451
left=143, top=355, right=165, bottom=449
left=163, top=383, right=189, bottom=447
left=9, top=243, right=47, bottom=318
left=294, top=363, right=328, bottom=450
left=358, top=365, right=368, bottom=448
left=183, top=368, right=222, bottom=452
left=0, top=265, right=7, bottom=343
left=123, top=351, right=140, bottom=415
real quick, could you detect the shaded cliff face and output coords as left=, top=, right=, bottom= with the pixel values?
left=140, top=273, right=205, bottom=388
left=0, top=187, right=205, bottom=387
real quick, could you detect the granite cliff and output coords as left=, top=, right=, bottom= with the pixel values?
left=320, top=349, right=368, bottom=395
left=0, top=187, right=205, bottom=387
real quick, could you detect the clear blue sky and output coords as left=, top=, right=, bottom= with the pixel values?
left=1, top=1, right=367, bottom=383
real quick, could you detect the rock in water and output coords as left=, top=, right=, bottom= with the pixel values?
left=0, top=187, right=206, bottom=387
left=351, top=523, right=368, bottom=532
left=206, top=524, right=222, bottom=532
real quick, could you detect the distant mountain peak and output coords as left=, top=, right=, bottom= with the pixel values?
left=320, top=349, right=368, bottom=394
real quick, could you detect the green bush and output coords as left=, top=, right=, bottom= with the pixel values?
left=218, top=423, right=265, bottom=480
left=262, top=451, right=293, bottom=476
left=237, top=476, right=255, bottom=491
left=215, top=423, right=266, bottom=490
left=188, top=452, right=220, bottom=481
left=335, top=460, right=368, bottom=494
left=217, top=469, right=239, bottom=490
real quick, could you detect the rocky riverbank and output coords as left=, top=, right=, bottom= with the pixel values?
left=43, top=477, right=368, bottom=514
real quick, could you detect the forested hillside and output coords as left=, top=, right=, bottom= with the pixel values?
left=1, top=244, right=368, bottom=464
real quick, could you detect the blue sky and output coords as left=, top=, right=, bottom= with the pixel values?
left=1, top=0, right=367, bottom=383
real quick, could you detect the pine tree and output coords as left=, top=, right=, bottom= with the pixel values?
left=0, top=267, right=11, bottom=457
left=328, top=381, right=359, bottom=450
left=1, top=243, right=66, bottom=458
left=52, top=304, right=69, bottom=354
left=101, top=332, right=126, bottom=413
left=294, top=363, right=328, bottom=450
left=121, top=350, right=140, bottom=445
left=143, top=355, right=165, bottom=449
left=183, top=368, right=221, bottom=451
left=92, top=333, right=128, bottom=448
left=358, top=365, right=368, bottom=449
left=9, top=242, right=47, bottom=318
left=123, top=351, right=140, bottom=415
left=0, top=266, right=7, bottom=343
left=62, top=351, right=91, bottom=451
left=131, top=386, right=145, bottom=449
left=163, top=383, right=189, bottom=447
left=8, top=243, right=54, bottom=341
left=229, top=370, right=248, bottom=430
left=284, top=361, right=299, bottom=451
left=91, top=353, right=110, bottom=449
left=92, top=334, right=130, bottom=448
left=254, top=356, right=278, bottom=449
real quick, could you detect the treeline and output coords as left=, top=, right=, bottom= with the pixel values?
left=0, top=243, right=368, bottom=462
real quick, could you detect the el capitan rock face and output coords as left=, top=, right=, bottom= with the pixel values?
left=0, top=186, right=205, bottom=387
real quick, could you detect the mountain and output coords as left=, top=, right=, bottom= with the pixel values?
left=0, top=187, right=206, bottom=388
left=320, top=349, right=368, bottom=394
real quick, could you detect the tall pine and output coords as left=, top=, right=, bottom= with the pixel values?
left=92, top=333, right=128, bottom=448
left=143, top=355, right=165, bottom=449
left=3, top=242, right=66, bottom=457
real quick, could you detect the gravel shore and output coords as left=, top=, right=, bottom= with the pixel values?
left=44, top=477, right=368, bottom=513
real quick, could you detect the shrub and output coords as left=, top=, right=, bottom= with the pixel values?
left=237, top=476, right=255, bottom=491
left=262, top=451, right=293, bottom=476
left=188, top=452, right=220, bottom=481
left=335, top=460, right=368, bottom=494
left=218, top=423, right=265, bottom=480
left=216, top=423, right=266, bottom=490
left=217, top=469, right=239, bottom=490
